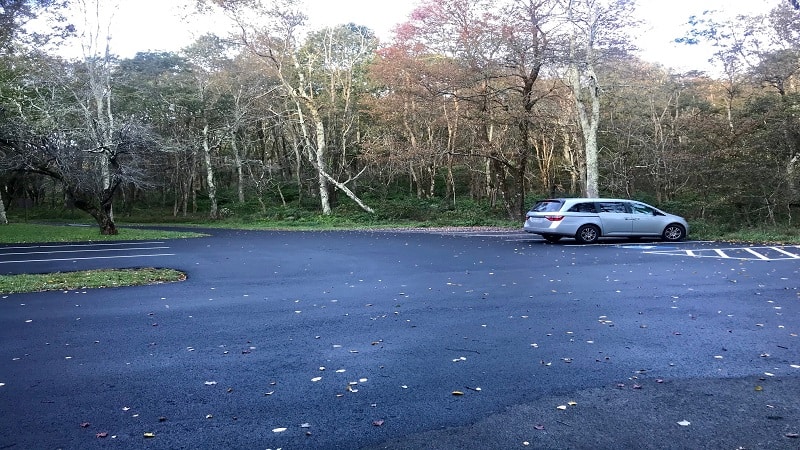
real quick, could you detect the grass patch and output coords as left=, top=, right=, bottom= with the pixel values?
left=688, top=220, right=800, bottom=244
left=0, top=223, right=207, bottom=244
left=0, top=268, right=187, bottom=294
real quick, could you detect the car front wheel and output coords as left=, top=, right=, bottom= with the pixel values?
left=662, top=224, right=686, bottom=241
left=575, top=224, right=600, bottom=244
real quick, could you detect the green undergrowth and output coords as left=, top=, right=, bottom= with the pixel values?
left=688, top=220, right=800, bottom=244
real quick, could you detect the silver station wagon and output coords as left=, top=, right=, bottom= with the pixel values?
left=523, top=198, right=689, bottom=244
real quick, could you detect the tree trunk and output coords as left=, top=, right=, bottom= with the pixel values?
left=71, top=191, right=118, bottom=235
left=202, top=124, right=219, bottom=219
left=312, top=117, right=332, bottom=215
left=0, top=193, right=7, bottom=225
left=567, top=1, right=601, bottom=199
left=231, top=129, right=245, bottom=203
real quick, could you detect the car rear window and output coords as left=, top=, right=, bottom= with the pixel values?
left=531, top=200, right=564, bottom=212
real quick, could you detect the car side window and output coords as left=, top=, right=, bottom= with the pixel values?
left=630, top=203, right=654, bottom=215
left=597, top=202, right=626, bottom=213
left=567, top=202, right=597, bottom=213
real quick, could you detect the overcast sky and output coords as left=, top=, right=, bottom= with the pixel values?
left=57, top=0, right=782, bottom=72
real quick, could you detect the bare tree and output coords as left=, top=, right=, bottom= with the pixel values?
left=198, top=0, right=374, bottom=214
left=561, top=0, right=637, bottom=198
left=0, top=0, right=156, bottom=234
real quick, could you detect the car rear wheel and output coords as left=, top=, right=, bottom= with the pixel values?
left=662, top=224, right=686, bottom=241
left=542, top=234, right=562, bottom=243
left=575, top=224, right=600, bottom=244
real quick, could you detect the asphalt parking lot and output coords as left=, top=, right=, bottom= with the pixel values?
left=1, top=229, right=799, bottom=449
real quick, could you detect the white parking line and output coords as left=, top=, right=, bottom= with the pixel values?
left=0, top=247, right=170, bottom=256
left=0, top=253, right=176, bottom=264
left=0, top=241, right=166, bottom=251
left=644, top=245, right=800, bottom=261
left=743, top=248, right=771, bottom=260
left=772, top=247, right=800, bottom=258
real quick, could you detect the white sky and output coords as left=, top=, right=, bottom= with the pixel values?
left=58, top=0, right=783, bottom=72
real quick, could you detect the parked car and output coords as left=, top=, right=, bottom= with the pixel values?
left=523, top=198, right=689, bottom=244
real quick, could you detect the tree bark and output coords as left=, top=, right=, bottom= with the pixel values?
left=0, top=192, right=7, bottom=225
left=70, top=189, right=118, bottom=235
left=231, top=129, right=245, bottom=203
left=202, top=124, right=219, bottom=219
left=567, top=3, right=600, bottom=198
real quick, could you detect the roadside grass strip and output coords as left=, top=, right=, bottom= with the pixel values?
left=0, top=268, right=187, bottom=294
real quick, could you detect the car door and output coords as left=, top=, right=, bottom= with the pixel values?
left=629, top=202, right=663, bottom=235
left=596, top=201, right=632, bottom=235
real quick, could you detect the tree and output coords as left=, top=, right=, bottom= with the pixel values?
left=296, top=24, right=377, bottom=206
left=679, top=3, right=800, bottom=220
left=0, top=62, right=156, bottom=234
left=0, top=0, right=72, bottom=54
left=386, top=0, right=564, bottom=219
left=561, top=0, right=637, bottom=198
left=0, top=0, right=72, bottom=225
left=0, top=0, right=158, bottom=234
left=197, top=0, right=374, bottom=215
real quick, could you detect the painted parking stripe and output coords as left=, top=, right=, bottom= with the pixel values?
left=0, top=253, right=176, bottom=264
left=772, top=247, right=800, bottom=259
left=0, top=246, right=170, bottom=256
left=0, top=241, right=166, bottom=251
left=743, top=248, right=771, bottom=260
left=645, top=246, right=800, bottom=261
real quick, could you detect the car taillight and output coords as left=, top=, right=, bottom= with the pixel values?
left=545, top=215, right=564, bottom=221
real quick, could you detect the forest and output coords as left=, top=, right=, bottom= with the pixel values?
left=0, top=0, right=799, bottom=235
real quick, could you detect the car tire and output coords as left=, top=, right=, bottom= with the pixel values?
left=662, top=224, right=686, bottom=241
left=575, top=224, right=600, bottom=244
left=543, top=234, right=562, bottom=243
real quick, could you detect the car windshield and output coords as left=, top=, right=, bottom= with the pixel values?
left=531, top=200, right=563, bottom=212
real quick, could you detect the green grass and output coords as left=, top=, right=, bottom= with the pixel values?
left=688, top=220, right=800, bottom=244
left=0, top=223, right=207, bottom=243
left=0, top=223, right=200, bottom=294
left=0, top=268, right=187, bottom=294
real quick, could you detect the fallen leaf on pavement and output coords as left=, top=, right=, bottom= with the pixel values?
left=80, top=422, right=90, bottom=428
left=534, top=424, right=545, bottom=430
left=372, top=419, right=385, bottom=426
left=677, top=420, right=691, bottom=427
left=451, top=391, right=464, bottom=396
left=96, top=432, right=108, bottom=438
left=143, top=432, right=156, bottom=438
